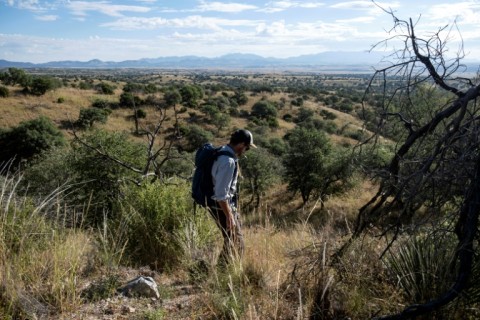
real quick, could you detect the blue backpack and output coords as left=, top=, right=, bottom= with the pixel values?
left=192, top=143, right=236, bottom=207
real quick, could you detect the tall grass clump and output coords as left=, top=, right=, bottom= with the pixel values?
left=116, top=180, right=216, bottom=271
left=0, top=172, right=94, bottom=319
left=386, top=234, right=457, bottom=304
left=383, top=232, right=480, bottom=317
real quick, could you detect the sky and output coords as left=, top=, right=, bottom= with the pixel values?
left=1, top=0, right=480, bottom=63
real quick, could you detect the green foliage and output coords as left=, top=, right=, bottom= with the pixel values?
left=27, top=76, right=61, bottom=95
left=135, top=108, right=147, bottom=119
left=70, top=130, right=145, bottom=221
left=185, top=125, right=214, bottom=152
left=76, top=107, right=111, bottom=128
left=91, top=98, right=112, bottom=109
left=295, top=107, right=315, bottom=123
left=96, top=82, right=115, bottom=95
left=283, top=127, right=355, bottom=204
left=240, top=147, right=282, bottom=208
left=386, top=234, right=457, bottom=304
left=251, top=100, right=277, bottom=119
left=180, top=84, right=204, bottom=108
left=79, top=81, right=93, bottom=90
left=164, top=88, right=182, bottom=107
left=119, top=91, right=142, bottom=108
left=319, top=109, right=337, bottom=120
left=116, top=180, right=214, bottom=270
left=0, top=116, right=65, bottom=165
left=0, top=85, right=9, bottom=97
left=25, top=130, right=146, bottom=224
left=0, top=67, right=30, bottom=86
left=56, top=97, right=65, bottom=103
left=232, top=91, right=248, bottom=106
left=212, top=113, right=231, bottom=133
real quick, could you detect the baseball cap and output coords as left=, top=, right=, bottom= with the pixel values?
left=231, top=129, right=257, bottom=148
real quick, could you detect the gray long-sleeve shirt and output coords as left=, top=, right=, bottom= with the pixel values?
left=211, top=145, right=238, bottom=203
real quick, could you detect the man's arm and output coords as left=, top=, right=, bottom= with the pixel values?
left=217, top=200, right=235, bottom=231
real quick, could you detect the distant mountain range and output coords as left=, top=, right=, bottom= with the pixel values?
left=0, top=52, right=386, bottom=71
left=1, top=52, right=478, bottom=72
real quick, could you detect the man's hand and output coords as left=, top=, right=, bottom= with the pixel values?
left=218, top=200, right=236, bottom=231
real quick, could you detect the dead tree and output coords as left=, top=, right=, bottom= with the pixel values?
left=328, top=7, right=480, bottom=320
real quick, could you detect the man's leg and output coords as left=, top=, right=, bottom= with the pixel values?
left=208, top=206, right=243, bottom=265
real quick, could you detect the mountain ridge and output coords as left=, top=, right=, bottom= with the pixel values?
left=0, top=51, right=384, bottom=70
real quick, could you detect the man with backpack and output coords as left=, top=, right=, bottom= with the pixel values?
left=192, top=129, right=256, bottom=265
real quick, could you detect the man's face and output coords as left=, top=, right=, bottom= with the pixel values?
left=236, top=142, right=250, bottom=157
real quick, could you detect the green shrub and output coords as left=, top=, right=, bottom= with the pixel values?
left=0, top=85, right=9, bottom=97
left=91, top=99, right=112, bottom=109
left=96, top=82, right=115, bottom=95
left=185, top=125, right=213, bottom=152
left=27, top=76, right=61, bottom=95
left=116, top=181, right=215, bottom=270
left=0, top=116, right=65, bottom=166
left=76, top=108, right=111, bottom=128
left=57, top=97, right=65, bottom=103
left=251, top=100, right=277, bottom=119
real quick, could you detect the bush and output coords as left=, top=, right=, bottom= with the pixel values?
left=76, top=108, right=111, bottom=128
left=57, top=97, right=65, bottom=103
left=91, top=99, right=112, bottom=109
left=320, top=109, right=337, bottom=120
left=96, top=82, right=115, bottom=95
left=251, top=100, right=277, bottom=119
left=28, top=76, right=61, bottom=95
left=185, top=125, right=214, bottom=152
left=116, top=180, right=215, bottom=270
left=0, top=85, right=9, bottom=97
left=0, top=116, right=65, bottom=166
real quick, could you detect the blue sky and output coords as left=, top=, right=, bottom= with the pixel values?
left=1, top=0, right=480, bottom=63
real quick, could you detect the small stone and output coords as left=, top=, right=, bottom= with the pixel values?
left=122, top=305, right=136, bottom=314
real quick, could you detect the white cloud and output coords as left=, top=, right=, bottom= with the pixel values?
left=336, top=16, right=375, bottom=23
left=35, top=14, right=58, bottom=21
left=5, top=0, right=48, bottom=12
left=426, top=2, right=480, bottom=25
left=67, top=1, right=151, bottom=18
left=259, top=1, right=325, bottom=13
left=102, top=15, right=260, bottom=31
left=196, top=1, right=258, bottom=13
left=330, top=1, right=400, bottom=15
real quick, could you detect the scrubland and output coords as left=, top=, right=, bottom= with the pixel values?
left=1, top=69, right=477, bottom=319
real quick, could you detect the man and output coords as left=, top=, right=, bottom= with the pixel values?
left=209, top=129, right=256, bottom=265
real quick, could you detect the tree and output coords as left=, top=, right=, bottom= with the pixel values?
left=28, top=76, right=61, bottom=95
left=251, top=100, right=277, bottom=119
left=164, top=88, right=182, bottom=107
left=331, top=9, right=480, bottom=320
left=0, top=67, right=30, bottom=86
left=180, top=84, right=204, bottom=108
left=76, top=108, right=111, bottom=128
left=185, top=125, right=213, bottom=152
left=240, top=148, right=282, bottom=208
left=0, top=116, right=65, bottom=166
left=96, top=82, right=115, bottom=95
left=283, top=127, right=355, bottom=206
